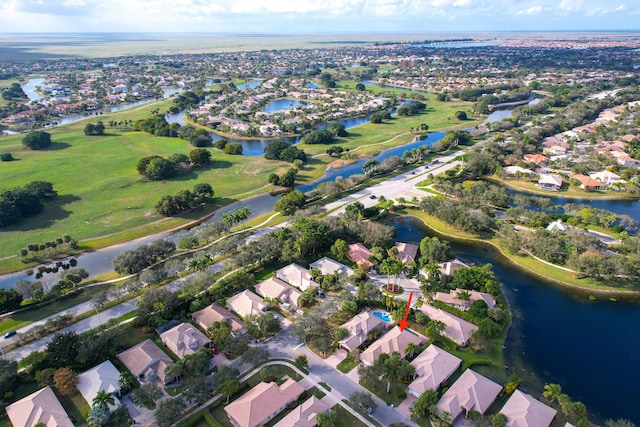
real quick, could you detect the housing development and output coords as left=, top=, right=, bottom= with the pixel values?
left=0, top=31, right=639, bottom=427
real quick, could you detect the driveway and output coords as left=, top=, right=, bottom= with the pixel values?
left=121, top=395, right=156, bottom=427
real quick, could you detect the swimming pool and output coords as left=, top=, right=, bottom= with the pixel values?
left=373, top=311, right=392, bottom=323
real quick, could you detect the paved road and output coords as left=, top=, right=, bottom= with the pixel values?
left=262, top=311, right=418, bottom=427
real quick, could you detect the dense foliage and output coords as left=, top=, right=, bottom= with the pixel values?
left=22, top=131, right=52, bottom=150
left=0, top=181, right=57, bottom=228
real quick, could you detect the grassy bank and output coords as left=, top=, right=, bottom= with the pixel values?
left=405, top=210, right=640, bottom=295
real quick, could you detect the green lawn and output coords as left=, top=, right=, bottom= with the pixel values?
left=333, top=405, right=370, bottom=427
left=336, top=357, right=359, bottom=373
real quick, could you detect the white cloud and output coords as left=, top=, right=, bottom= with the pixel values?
left=615, top=4, right=625, bottom=11
left=517, top=5, right=542, bottom=15
left=558, top=0, right=583, bottom=11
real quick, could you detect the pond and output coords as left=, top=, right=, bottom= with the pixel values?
left=389, top=215, right=640, bottom=424
left=262, top=99, right=310, bottom=113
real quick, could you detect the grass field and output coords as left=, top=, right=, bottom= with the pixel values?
left=0, top=84, right=482, bottom=272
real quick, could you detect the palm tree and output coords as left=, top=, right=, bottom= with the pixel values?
left=92, top=390, right=115, bottom=410
left=456, top=290, right=472, bottom=310
left=543, top=383, right=562, bottom=404
left=164, top=360, right=184, bottom=383
left=423, top=263, right=440, bottom=285
left=382, top=353, right=402, bottom=393
left=405, top=342, right=419, bottom=361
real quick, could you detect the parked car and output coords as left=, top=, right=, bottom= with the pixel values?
left=369, top=194, right=377, bottom=199
left=4, top=331, right=16, bottom=339
left=210, top=347, right=219, bottom=355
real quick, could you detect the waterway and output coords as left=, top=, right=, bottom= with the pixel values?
left=262, top=99, right=309, bottom=113
left=390, top=215, right=639, bottom=424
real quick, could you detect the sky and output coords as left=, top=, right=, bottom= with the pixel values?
left=0, top=0, right=638, bottom=33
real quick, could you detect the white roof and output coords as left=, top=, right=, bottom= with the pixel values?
left=77, top=360, right=122, bottom=407
left=589, top=170, right=625, bottom=185
left=500, top=390, right=557, bottom=427
left=503, top=166, right=534, bottom=175
left=409, top=345, right=461, bottom=395
left=538, top=174, right=563, bottom=186
left=546, top=220, right=570, bottom=232
left=309, top=256, right=354, bottom=276
left=275, top=263, right=319, bottom=291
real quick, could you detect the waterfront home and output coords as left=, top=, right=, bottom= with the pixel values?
left=77, top=360, right=122, bottom=409
left=273, top=396, right=333, bottom=427
left=419, top=304, right=478, bottom=346
left=432, top=288, right=496, bottom=311
left=436, top=369, right=502, bottom=421
left=546, top=220, right=571, bottom=232
left=338, top=311, right=388, bottom=352
left=537, top=174, right=563, bottom=191
left=499, top=390, right=557, bottom=427
left=503, top=166, right=535, bottom=177
left=5, top=386, right=73, bottom=427
left=395, top=242, right=419, bottom=263
left=309, top=256, right=354, bottom=277
left=160, top=322, right=211, bottom=359
left=360, top=326, right=427, bottom=366
left=590, top=170, right=626, bottom=186
left=254, top=277, right=302, bottom=308
left=192, top=303, right=245, bottom=334
left=227, top=290, right=267, bottom=318
left=408, top=344, right=461, bottom=397
left=117, top=339, right=174, bottom=385
left=348, top=243, right=374, bottom=268
left=438, top=258, right=469, bottom=277
left=224, top=379, right=305, bottom=427
left=275, top=263, right=319, bottom=291
left=574, top=174, right=605, bottom=191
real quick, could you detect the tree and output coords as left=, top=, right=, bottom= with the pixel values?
left=299, top=287, right=317, bottom=307
left=189, top=148, right=212, bottom=165
left=212, top=365, right=240, bottom=388
left=491, top=413, right=508, bottom=427
left=330, top=239, right=349, bottom=262
left=22, top=131, right=52, bottom=150
left=355, top=83, right=366, bottom=91
left=155, top=396, right=185, bottom=426
left=92, top=390, right=115, bottom=410
left=53, top=367, right=77, bottom=396
left=543, top=383, right=562, bottom=404
left=349, top=391, right=377, bottom=414
left=316, top=408, right=337, bottom=426
left=240, top=347, right=269, bottom=366
left=218, top=378, right=242, bottom=403
left=411, top=389, right=438, bottom=416
left=143, top=157, right=175, bottom=180
left=419, top=237, right=452, bottom=265
left=87, top=405, right=110, bottom=426
left=135, top=287, right=180, bottom=327
left=224, top=142, right=243, bottom=155
left=275, top=190, right=306, bottom=215
left=131, top=383, right=164, bottom=409
left=455, top=110, right=468, bottom=120
left=0, top=358, right=18, bottom=398
left=425, top=320, right=446, bottom=341
left=294, top=355, right=308, bottom=370
left=84, top=123, right=97, bottom=136
left=0, top=288, right=22, bottom=312
left=47, top=332, right=80, bottom=368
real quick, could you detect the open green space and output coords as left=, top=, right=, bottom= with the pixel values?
left=333, top=405, right=370, bottom=427
left=336, top=357, right=359, bottom=373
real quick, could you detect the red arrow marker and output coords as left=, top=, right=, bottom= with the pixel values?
left=398, top=292, right=413, bottom=332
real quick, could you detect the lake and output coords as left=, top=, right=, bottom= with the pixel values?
left=262, top=99, right=309, bottom=113
left=390, top=215, right=640, bottom=424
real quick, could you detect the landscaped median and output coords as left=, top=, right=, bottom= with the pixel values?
left=405, top=210, right=640, bottom=295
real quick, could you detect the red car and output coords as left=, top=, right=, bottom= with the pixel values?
left=211, top=347, right=219, bottom=355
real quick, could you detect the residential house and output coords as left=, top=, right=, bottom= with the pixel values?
left=395, top=242, right=419, bottom=263
left=419, top=304, right=478, bottom=346
left=275, top=263, right=319, bottom=291
left=499, top=390, right=557, bottom=427
left=524, top=154, right=549, bottom=165
left=77, top=361, right=122, bottom=409
left=537, top=174, right=563, bottom=191
left=227, top=290, right=267, bottom=318
left=192, top=303, right=245, bottom=334
left=348, top=243, right=374, bottom=267
left=432, top=288, right=496, bottom=311
left=590, top=170, right=626, bottom=186
left=438, top=259, right=469, bottom=277
left=503, top=166, right=535, bottom=177
left=309, top=256, right=354, bottom=277
left=160, top=322, right=211, bottom=359
left=360, top=326, right=427, bottom=366
left=254, top=277, right=302, bottom=307
left=546, top=220, right=570, bottom=232
left=117, top=339, right=174, bottom=385
left=541, top=135, right=568, bottom=149
left=408, top=345, right=462, bottom=397
left=436, top=369, right=502, bottom=422
left=224, top=379, right=305, bottom=427
left=574, top=174, right=604, bottom=191
left=543, top=145, right=567, bottom=156
left=5, top=386, right=74, bottom=427
left=273, top=396, right=333, bottom=427
left=338, top=311, right=388, bottom=352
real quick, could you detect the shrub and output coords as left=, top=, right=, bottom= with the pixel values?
left=0, top=153, right=13, bottom=161
left=22, top=131, right=51, bottom=150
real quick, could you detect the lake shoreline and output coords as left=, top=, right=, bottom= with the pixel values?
left=404, top=211, right=640, bottom=297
